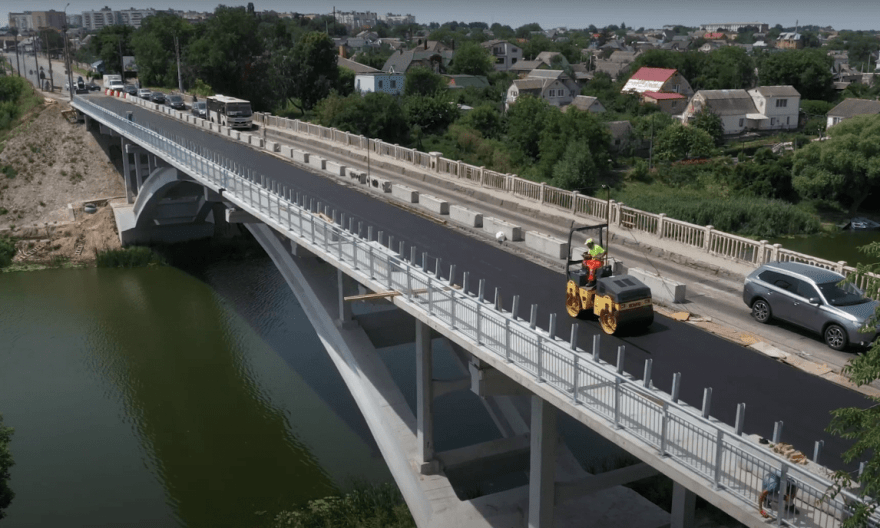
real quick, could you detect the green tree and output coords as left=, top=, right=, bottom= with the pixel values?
left=459, top=104, right=503, bottom=139
left=757, top=49, right=834, bottom=101
left=505, top=95, right=553, bottom=163
left=88, top=25, right=134, bottom=75
left=536, top=107, right=611, bottom=180
left=551, top=140, right=597, bottom=190
left=792, top=114, right=880, bottom=215
left=130, top=12, right=194, bottom=88
left=404, top=66, right=445, bottom=97
left=0, top=413, right=14, bottom=520
left=825, top=243, right=880, bottom=527
left=404, top=93, right=459, bottom=134
left=654, top=124, right=715, bottom=161
left=690, top=110, right=725, bottom=146
left=448, top=41, right=494, bottom=77
left=515, top=23, right=542, bottom=39
left=700, top=46, right=755, bottom=89
left=315, top=91, right=409, bottom=145
left=287, top=32, right=339, bottom=111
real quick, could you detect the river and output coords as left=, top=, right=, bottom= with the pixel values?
left=768, top=230, right=880, bottom=269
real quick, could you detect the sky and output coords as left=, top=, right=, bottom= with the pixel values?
left=3, top=0, right=880, bottom=31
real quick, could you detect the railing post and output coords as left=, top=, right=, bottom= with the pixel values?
left=530, top=304, right=538, bottom=330
left=504, top=318, right=511, bottom=363
left=757, top=240, right=768, bottom=265
left=713, top=429, right=724, bottom=489
left=773, top=421, right=783, bottom=444
left=537, top=335, right=544, bottom=382
left=813, top=439, right=824, bottom=464
left=450, top=290, right=457, bottom=329
left=592, top=334, right=601, bottom=362
left=703, top=225, right=714, bottom=252
left=427, top=277, right=433, bottom=315
left=368, top=245, right=374, bottom=278
left=570, top=324, right=578, bottom=350
left=613, top=377, right=622, bottom=428
left=659, top=403, right=669, bottom=455
left=549, top=314, right=557, bottom=340
left=656, top=213, right=666, bottom=238
left=702, top=387, right=712, bottom=419
left=616, top=345, right=625, bottom=374
left=777, top=463, right=789, bottom=527
left=406, top=263, right=413, bottom=301
left=570, top=190, right=579, bottom=212
left=511, top=295, right=520, bottom=320
left=478, top=279, right=485, bottom=303
left=735, top=403, right=745, bottom=436
left=837, top=261, right=847, bottom=274
left=572, top=354, right=580, bottom=404
left=539, top=182, right=546, bottom=203
left=476, top=304, right=483, bottom=344
left=671, top=372, right=681, bottom=403
left=643, top=359, right=652, bottom=388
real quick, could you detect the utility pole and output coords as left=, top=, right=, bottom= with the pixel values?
left=14, top=34, right=21, bottom=77
left=45, top=31, right=55, bottom=91
left=64, top=3, right=73, bottom=101
left=118, top=37, right=124, bottom=76
left=174, top=35, right=183, bottom=93
left=32, top=36, right=42, bottom=91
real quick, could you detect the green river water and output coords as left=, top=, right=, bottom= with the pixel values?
left=0, top=261, right=392, bottom=527
left=768, top=230, right=880, bottom=268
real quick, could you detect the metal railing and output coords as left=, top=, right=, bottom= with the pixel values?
left=75, top=96, right=877, bottom=527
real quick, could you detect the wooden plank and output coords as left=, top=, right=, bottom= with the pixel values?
left=344, top=291, right=402, bottom=302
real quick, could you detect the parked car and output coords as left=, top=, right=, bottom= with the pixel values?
left=191, top=101, right=207, bottom=119
left=150, top=91, right=166, bottom=104
left=87, top=82, right=101, bottom=91
left=137, top=88, right=152, bottom=99
left=123, top=84, right=138, bottom=96
left=743, top=261, right=879, bottom=350
left=166, top=94, right=185, bottom=110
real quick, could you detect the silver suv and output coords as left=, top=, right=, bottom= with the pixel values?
left=743, top=261, right=879, bottom=350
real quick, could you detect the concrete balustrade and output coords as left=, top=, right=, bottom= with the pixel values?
left=483, top=216, right=523, bottom=241
left=450, top=205, right=483, bottom=228
left=417, top=193, right=449, bottom=215
left=525, top=231, right=569, bottom=259
left=391, top=184, right=419, bottom=203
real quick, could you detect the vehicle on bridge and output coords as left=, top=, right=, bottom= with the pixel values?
left=206, top=95, right=253, bottom=129
left=564, top=224, right=654, bottom=334
left=744, top=261, right=879, bottom=350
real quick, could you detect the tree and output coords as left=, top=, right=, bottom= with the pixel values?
left=757, top=49, right=834, bottom=101
left=404, top=93, right=459, bottom=134
left=792, top=114, right=880, bottom=215
left=690, top=110, right=725, bottom=146
left=515, top=23, right=542, bottom=39
left=700, top=46, right=755, bottom=89
left=825, top=244, right=880, bottom=527
left=654, top=124, right=715, bottom=161
left=288, top=32, right=339, bottom=111
left=315, top=92, right=409, bottom=145
left=459, top=104, right=503, bottom=139
left=448, top=41, right=494, bottom=77
left=505, top=95, right=553, bottom=163
left=87, top=25, right=134, bottom=75
left=404, top=66, right=445, bottom=97
left=0, top=413, right=14, bottom=520
left=551, top=140, right=597, bottom=190
left=130, top=12, right=193, bottom=88
left=536, top=107, right=611, bottom=180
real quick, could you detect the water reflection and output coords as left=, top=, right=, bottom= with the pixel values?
left=0, top=264, right=390, bottom=528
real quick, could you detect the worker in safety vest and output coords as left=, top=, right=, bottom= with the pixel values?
left=582, top=238, right=606, bottom=283
left=585, top=238, right=605, bottom=261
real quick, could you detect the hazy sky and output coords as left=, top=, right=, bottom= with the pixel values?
left=4, top=0, right=879, bottom=31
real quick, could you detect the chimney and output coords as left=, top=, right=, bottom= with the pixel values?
left=339, top=45, right=345, bottom=58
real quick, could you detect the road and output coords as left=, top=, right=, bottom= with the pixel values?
left=5, top=50, right=74, bottom=93
left=85, top=94, right=870, bottom=472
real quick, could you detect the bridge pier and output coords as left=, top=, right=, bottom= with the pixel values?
left=337, top=269, right=356, bottom=326
left=416, top=320, right=439, bottom=474
left=121, top=137, right=134, bottom=204
left=671, top=482, right=696, bottom=528
left=528, top=395, right=557, bottom=528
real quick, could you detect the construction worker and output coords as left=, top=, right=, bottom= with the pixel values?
left=585, top=238, right=606, bottom=261
left=582, top=238, right=606, bottom=284
left=759, top=471, right=798, bottom=518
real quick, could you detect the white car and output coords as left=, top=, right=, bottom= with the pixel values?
left=137, top=88, right=152, bottom=99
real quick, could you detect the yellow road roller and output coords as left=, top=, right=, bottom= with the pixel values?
left=564, top=224, right=654, bottom=335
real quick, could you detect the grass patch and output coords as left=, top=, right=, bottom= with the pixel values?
left=0, top=235, right=15, bottom=268
left=1, top=164, right=16, bottom=179
left=95, top=246, right=165, bottom=268
left=270, top=482, right=415, bottom=528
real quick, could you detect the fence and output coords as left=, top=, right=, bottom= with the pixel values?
left=249, top=111, right=880, bottom=293
left=75, top=96, right=878, bottom=527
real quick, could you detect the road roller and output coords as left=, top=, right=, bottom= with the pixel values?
left=564, top=224, right=654, bottom=335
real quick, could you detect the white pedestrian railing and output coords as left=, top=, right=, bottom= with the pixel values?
left=75, top=96, right=878, bottom=527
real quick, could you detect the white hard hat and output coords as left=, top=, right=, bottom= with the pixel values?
left=585, top=238, right=593, bottom=245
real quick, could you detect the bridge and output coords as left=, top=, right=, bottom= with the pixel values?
left=72, top=93, right=873, bottom=528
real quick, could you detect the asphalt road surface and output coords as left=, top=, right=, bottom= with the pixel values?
left=87, top=94, right=870, bottom=472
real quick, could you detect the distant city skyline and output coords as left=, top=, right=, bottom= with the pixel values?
left=3, top=0, right=879, bottom=31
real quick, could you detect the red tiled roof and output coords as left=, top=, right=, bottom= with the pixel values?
left=643, top=91, right=686, bottom=100
left=704, top=32, right=725, bottom=39
left=630, top=67, right=677, bottom=82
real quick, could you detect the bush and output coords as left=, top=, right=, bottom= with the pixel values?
left=0, top=236, right=15, bottom=268
left=95, top=247, right=164, bottom=268
left=272, top=482, right=414, bottom=528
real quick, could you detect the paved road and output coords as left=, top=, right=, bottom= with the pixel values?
left=86, top=94, right=870, bottom=472
left=5, top=51, right=74, bottom=93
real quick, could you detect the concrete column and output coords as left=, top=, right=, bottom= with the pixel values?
left=337, top=269, right=353, bottom=324
left=416, top=320, right=438, bottom=474
left=671, top=482, right=696, bottom=528
left=121, top=138, right=133, bottom=204
left=528, top=395, right=557, bottom=528
left=135, top=154, right=146, bottom=190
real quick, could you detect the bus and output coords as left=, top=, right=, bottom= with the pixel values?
left=206, top=95, right=253, bottom=129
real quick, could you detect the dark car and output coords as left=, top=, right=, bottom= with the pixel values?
left=191, top=101, right=207, bottom=119
left=123, top=84, right=138, bottom=96
left=87, top=82, right=101, bottom=91
left=150, top=91, right=166, bottom=104
left=743, top=261, right=879, bottom=350
left=165, top=94, right=185, bottom=110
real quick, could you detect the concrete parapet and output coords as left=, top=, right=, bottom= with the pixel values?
left=265, top=140, right=279, bottom=153
left=370, top=177, right=392, bottom=193
left=450, top=205, right=483, bottom=227
left=325, top=160, right=346, bottom=177
left=483, top=216, right=523, bottom=241
left=391, top=184, right=419, bottom=203
left=628, top=267, right=686, bottom=304
left=418, top=193, right=449, bottom=215
left=249, top=135, right=264, bottom=148
left=293, top=150, right=310, bottom=164
left=308, top=156, right=326, bottom=170
left=281, top=145, right=294, bottom=158
left=525, top=231, right=569, bottom=260
left=348, top=170, right=367, bottom=184
left=230, top=130, right=240, bottom=140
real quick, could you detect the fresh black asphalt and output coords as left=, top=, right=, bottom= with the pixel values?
left=87, top=95, right=868, bottom=472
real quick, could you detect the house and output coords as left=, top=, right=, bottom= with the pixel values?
left=826, top=98, right=880, bottom=128
left=777, top=32, right=803, bottom=50
left=685, top=90, right=763, bottom=134
left=534, top=51, right=569, bottom=68
left=642, top=91, right=687, bottom=114
left=606, top=121, right=635, bottom=152
left=563, top=95, right=606, bottom=114
left=355, top=72, right=406, bottom=96
left=442, top=74, right=489, bottom=89
left=748, top=86, right=800, bottom=130
left=622, top=67, right=694, bottom=96
left=481, top=39, right=523, bottom=71
left=382, top=48, right=453, bottom=74
left=505, top=70, right=580, bottom=110
left=508, top=60, right=546, bottom=77
left=703, top=32, right=726, bottom=40
left=683, top=86, right=801, bottom=134
left=337, top=56, right=379, bottom=74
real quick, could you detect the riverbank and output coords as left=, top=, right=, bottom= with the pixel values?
left=0, top=96, right=126, bottom=270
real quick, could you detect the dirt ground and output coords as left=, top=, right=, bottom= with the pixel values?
left=0, top=99, right=125, bottom=265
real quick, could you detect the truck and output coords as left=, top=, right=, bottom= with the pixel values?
left=102, top=74, right=125, bottom=92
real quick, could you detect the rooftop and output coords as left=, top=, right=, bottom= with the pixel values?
left=643, top=91, right=686, bottom=100
left=629, top=67, right=677, bottom=82
left=828, top=98, right=880, bottom=118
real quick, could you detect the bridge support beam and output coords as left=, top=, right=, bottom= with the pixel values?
left=416, top=320, right=439, bottom=475
left=529, top=395, right=557, bottom=528
left=671, top=482, right=696, bottom=528
left=337, top=269, right=356, bottom=326
left=121, top=138, right=134, bottom=204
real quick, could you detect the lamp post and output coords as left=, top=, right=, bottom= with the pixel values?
left=63, top=3, right=74, bottom=102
